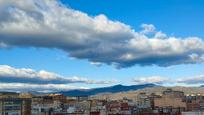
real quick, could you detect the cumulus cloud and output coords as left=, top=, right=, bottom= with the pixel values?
left=0, top=65, right=115, bottom=84
left=133, top=76, right=170, bottom=85
left=0, top=0, right=204, bottom=68
left=140, top=24, right=156, bottom=34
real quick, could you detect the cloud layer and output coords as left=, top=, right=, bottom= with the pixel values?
left=177, top=75, right=204, bottom=84
left=0, top=64, right=203, bottom=92
left=0, top=0, right=204, bottom=68
left=0, top=65, right=115, bottom=84
left=133, top=75, right=204, bottom=85
left=0, top=65, right=116, bottom=92
left=133, top=76, right=170, bottom=85
left=0, top=83, right=89, bottom=92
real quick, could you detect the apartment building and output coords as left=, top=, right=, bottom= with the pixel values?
left=0, top=98, right=31, bottom=115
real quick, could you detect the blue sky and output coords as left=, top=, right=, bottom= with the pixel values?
left=61, top=0, right=204, bottom=38
left=0, top=0, right=204, bottom=91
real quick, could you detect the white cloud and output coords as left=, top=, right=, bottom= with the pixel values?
left=154, top=31, right=167, bottom=39
left=90, top=62, right=102, bottom=67
left=140, top=24, right=156, bottom=34
left=0, top=65, right=116, bottom=84
left=133, top=74, right=204, bottom=85
left=0, top=0, right=204, bottom=68
left=133, top=76, right=170, bottom=85
left=176, top=75, right=204, bottom=84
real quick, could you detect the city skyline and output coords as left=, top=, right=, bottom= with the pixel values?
left=0, top=0, right=204, bottom=92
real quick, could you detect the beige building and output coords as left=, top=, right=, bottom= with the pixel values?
left=154, top=89, right=186, bottom=113
left=154, top=96, right=186, bottom=108
left=137, top=92, right=151, bottom=108
left=0, top=92, right=19, bottom=99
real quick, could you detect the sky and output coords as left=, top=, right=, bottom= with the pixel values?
left=0, top=0, right=204, bottom=92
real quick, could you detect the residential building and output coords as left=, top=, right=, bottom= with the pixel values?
left=0, top=98, right=31, bottom=115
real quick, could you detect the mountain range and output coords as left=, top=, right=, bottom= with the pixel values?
left=59, top=84, right=156, bottom=96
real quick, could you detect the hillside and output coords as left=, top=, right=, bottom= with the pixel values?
left=90, top=86, right=204, bottom=100
left=59, top=84, right=156, bottom=96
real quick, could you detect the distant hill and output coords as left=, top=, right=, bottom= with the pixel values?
left=90, top=86, right=204, bottom=100
left=59, top=84, right=156, bottom=96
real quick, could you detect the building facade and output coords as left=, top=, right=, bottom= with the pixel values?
left=0, top=98, right=31, bottom=115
